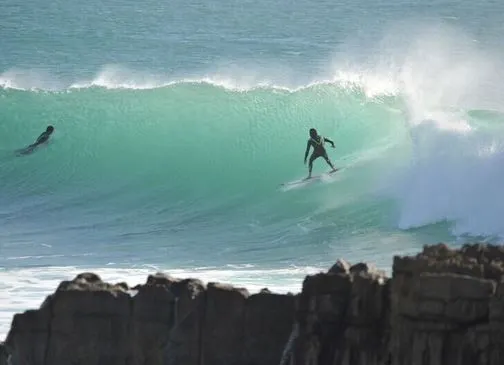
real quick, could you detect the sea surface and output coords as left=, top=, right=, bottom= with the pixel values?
left=2, top=0, right=504, bottom=340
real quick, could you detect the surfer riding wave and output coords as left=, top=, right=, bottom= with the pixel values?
left=304, top=128, right=337, bottom=179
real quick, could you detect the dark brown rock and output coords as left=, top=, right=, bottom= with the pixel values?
left=346, top=271, right=388, bottom=326
left=6, top=242, right=504, bottom=365
left=302, top=272, right=352, bottom=296
left=292, top=265, right=388, bottom=365
left=291, top=333, right=320, bottom=365
left=46, top=277, right=132, bottom=365
left=332, top=326, right=385, bottom=365
left=130, top=274, right=177, bottom=365
left=329, top=259, right=351, bottom=274
left=395, top=272, right=495, bottom=322
left=393, top=253, right=484, bottom=278
left=389, top=243, right=504, bottom=365
left=0, top=342, right=7, bottom=365
left=422, top=242, right=456, bottom=259
left=461, top=243, right=504, bottom=264
left=394, top=242, right=504, bottom=282
left=145, top=272, right=178, bottom=287
left=163, top=278, right=205, bottom=365
left=4, top=270, right=295, bottom=365
left=201, top=282, right=249, bottom=365
left=349, top=262, right=375, bottom=275
left=6, top=303, right=51, bottom=365
left=244, top=291, right=295, bottom=365
left=490, top=282, right=504, bottom=322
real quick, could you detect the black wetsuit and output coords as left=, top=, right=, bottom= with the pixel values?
left=32, top=131, right=51, bottom=147
left=305, top=135, right=335, bottom=166
left=16, top=130, right=53, bottom=156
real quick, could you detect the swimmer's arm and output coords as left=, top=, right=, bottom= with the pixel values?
left=34, top=134, right=44, bottom=145
left=324, top=137, right=335, bottom=148
left=34, top=133, right=49, bottom=146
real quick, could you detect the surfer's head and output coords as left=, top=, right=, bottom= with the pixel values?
left=309, top=128, right=317, bottom=138
left=46, top=125, right=54, bottom=133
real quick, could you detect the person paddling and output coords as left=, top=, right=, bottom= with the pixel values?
left=31, top=125, right=54, bottom=148
left=16, top=125, right=55, bottom=156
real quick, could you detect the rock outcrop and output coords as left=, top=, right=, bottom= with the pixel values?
left=288, top=260, right=389, bottom=365
left=4, top=272, right=295, bottom=365
left=4, top=243, right=504, bottom=365
left=390, top=243, right=504, bottom=365
left=0, top=342, right=7, bottom=365
left=285, top=243, right=504, bottom=365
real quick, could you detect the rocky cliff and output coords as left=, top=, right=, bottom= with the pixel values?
left=3, top=243, right=504, bottom=365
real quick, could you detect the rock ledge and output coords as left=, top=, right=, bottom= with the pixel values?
left=4, top=242, right=504, bottom=365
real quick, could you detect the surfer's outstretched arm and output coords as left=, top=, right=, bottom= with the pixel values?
left=304, top=141, right=311, bottom=164
left=324, top=137, right=335, bottom=148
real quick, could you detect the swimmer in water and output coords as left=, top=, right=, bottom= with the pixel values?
left=16, top=125, right=55, bottom=156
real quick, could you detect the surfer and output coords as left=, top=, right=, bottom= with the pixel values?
left=16, top=125, right=55, bottom=156
left=304, top=128, right=336, bottom=179
left=31, top=125, right=55, bottom=147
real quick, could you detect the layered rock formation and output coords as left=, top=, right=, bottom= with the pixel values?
left=0, top=342, right=7, bottom=365
left=4, top=272, right=295, bottom=365
left=389, top=243, right=504, bottom=365
left=3, top=243, right=504, bottom=365
left=289, top=260, right=389, bottom=365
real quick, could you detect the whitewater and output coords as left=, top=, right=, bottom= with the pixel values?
left=3, top=0, right=504, bottom=339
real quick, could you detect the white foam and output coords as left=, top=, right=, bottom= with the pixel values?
left=340, top=22, right=504, bottom=238
left=388, top=122, right=504, bottom=237
left=0, top=53, right=403, bottom=99
left=0, top=68, right=68, bottom=91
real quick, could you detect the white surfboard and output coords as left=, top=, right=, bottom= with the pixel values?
left=280, top=168, right=341, bottom=188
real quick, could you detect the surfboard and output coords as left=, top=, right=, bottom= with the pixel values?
left=280, top=168, right=341, bottom=188
left=15, top=145, right=36, bottom=156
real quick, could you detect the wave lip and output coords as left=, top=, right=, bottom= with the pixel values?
left=0, top=64, right=404, bottom=100
left=2, top=66, right=504, bottom=241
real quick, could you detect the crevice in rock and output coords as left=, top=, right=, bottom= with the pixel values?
left=160, top=293, right=178, bottom=361
left=422, top=345, right=430, bottom=365
left=379, top=279, right=392, bottom=364
left=325, top=288, right=352, bottom=365
left=126, top=295, right=134, bottom=365
left=198, top=288, right=208, bottom=365
left=241, top=296, right=249, bottom=365
left=42, top=295, right=55, bottom=365
left=278, top=322, right=298, bottom=365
